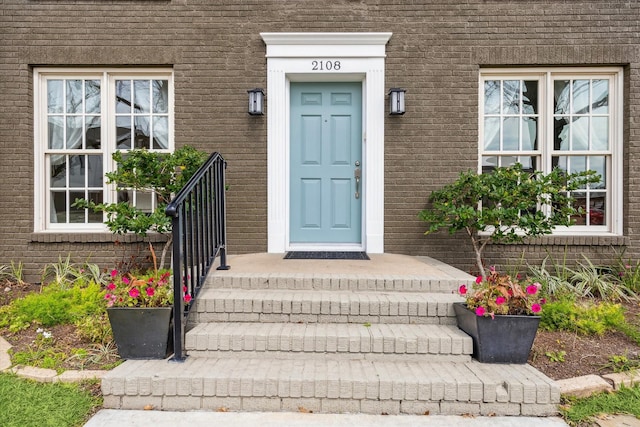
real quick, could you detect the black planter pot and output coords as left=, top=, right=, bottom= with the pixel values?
left=107, top=307, right=173, bottom=359
left=453, top=302, right=540, bottom=364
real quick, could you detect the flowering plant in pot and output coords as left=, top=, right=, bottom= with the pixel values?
left=454, top=269, right=546, bottom=364
left=104, top=249, right=186, bottom=359
left=458, top=268, right=545, bottom=318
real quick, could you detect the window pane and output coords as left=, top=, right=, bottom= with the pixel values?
left=503, top=117, right=520, bottom=151
left=522, top=80, right=538, bottom=114
left=502, top=80, right=520, bottom=114
left=592, top=80, right=609, bottom=114
left=66, top=116, right=83, bottom=149
left=47, top=80, right=64, bottom=114
left=134, top=116, right=150, bottom=149
left=136, top=192, right=154, bottom=213
left=592, top=116, right=609, bottom=151
left=484, top=80, right=500, bottom=114
left=522, top=117, right=537, bottom=150
left=50, top=191, right=66, bottom=223
left=48, top=116, right=64, bottom=149
left=86, top=116, right=101, bottom=149
left=482, top=156, right=498, bottom=173
left=68, top=155, right=85, bottom=187
left=87, top=191, right=103, bottom=223
left=69, top=191, right=85, bottom=223
left=572, top=117, right=589, bottom=151
left=87, top=155, right=103, bottom=188
left=116, top=80, right=132, bottom=114
left=554, top=80, right=570, bottom=115
left=153, top=116, right=169, bottom=149
left=590, top=192, right=606, bottom=225
left=572, top=80, right=590, bottom=114
left=484, top=117, right=500, bottom=151
left=50, top=155, right=66, bottom=188
left=66, top=80, right=83, bottom=114
left=85, top=80, right=101, bottom=114
left=134, top=80, right=150, bottom=113
left=571, top=156, right=587, bottom=174
left=571, top=191, right=587, bottom=225
left=552, top=156, right=567, bottom=172
left=590, top=156, right=606, bottom=189
left=517, top=156, right=537, bottom=172
left=554, top=117, right=570, bottom=150
left=152, top=80, right=169, bottom=114
left=116, top=116, right=131, bottom=149
left=501, top=156, right=517, bottom=167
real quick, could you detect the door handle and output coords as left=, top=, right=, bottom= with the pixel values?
left=354, top=161, right=361, bottom=200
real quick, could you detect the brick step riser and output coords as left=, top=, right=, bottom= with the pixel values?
left=184, top=350, right=472, bottom=363
left=206, top=276, right=469, bottom=293
left=192, top=292, right=461, bottom=325
left=101, top=359, right=559, bottom=416
left=184, top=324, right=473, bottom=357
left=190, top=313, right=457, bottom=325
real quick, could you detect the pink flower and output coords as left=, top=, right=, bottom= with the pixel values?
left=475, top=306, right=486, bottom=316
left=110, top=269, right=118, bottom=278
left=123, top=276, right=130, bottom=285
left=104, top=293, right=112, bottom=300
left=489, top=266, right=496, bottom=272
left=531, top=303, right=542, bottom=313
left=526, top=285, right=538, bottom=295
left=495, top=296, right=506, bottom=305
left=475, top=276, right=483, bottom=284
left=540, top=298, right=547, bottom=305
left=128, top=288, right=140, bottom=298
left=458, top=285, right=468, bottom=295
left=184, top=294, right=192, bottom=303
left=183, top=285, right=188, bottom=293
left=146, top=287, right=155, bottom=297
left=106, top=282, right=116, bottom=290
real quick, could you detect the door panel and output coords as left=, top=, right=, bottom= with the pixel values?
left=290, top=82, right=362, bottom=244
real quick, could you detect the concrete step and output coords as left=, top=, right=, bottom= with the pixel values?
left=102, top=358, right=559, bottom=416
left=191, top=289, right=463, bottom=325
left=185, top=323, right=472, bottom=361
left=206, top=273, right=469, bottom=293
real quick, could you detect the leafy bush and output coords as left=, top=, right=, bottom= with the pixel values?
left=540, top=298, right=625, bottom=335
left=419, top=164, right=599, bottom=277
left=74, top=313, right=113, bottom=344
left=0, top=282, right=105, bottom=330
left=567, top=255, right=636, bottom=302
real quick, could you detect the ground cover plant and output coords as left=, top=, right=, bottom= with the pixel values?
left=0, top=257, right=120, bottom=372
left=560, top=385, right=640, bottom=426
left=0, top=373, right=101, bottom=427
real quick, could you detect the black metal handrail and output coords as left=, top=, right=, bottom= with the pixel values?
left=165, top=152, right=229, bottom=361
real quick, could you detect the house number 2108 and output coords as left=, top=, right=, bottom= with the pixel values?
left=311, top=60, right=341, bottom=71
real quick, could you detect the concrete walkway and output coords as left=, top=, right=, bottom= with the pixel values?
left=85, top=409, right=570, bottom=427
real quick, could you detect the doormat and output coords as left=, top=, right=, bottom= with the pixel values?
left=284, top=251, right=370, bottom=260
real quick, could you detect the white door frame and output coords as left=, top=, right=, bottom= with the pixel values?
left=261, top=32, right=391, bottom=254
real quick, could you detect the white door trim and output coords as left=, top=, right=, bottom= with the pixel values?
left=261, top=32, right=391, bottom=254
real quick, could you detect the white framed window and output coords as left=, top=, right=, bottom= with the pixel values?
left=479, top=67, right=623, bottom=236
left=34, top=68, right=174, bottom=232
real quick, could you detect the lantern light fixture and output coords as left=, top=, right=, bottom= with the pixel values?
left=388, top=88, right=406, bottom=115
left=248, top=88, right=264, bottom=115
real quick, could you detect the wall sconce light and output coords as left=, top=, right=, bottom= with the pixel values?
left=388, top=88, right=406, bottom=115
left=248, top=88, right=264, bottom=115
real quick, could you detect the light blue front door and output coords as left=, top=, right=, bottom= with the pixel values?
left=290, top=82, right=362, bottom=244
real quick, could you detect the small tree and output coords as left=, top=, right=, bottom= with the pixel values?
left=419, top=164, right=600, bottom=277
left=73, top=146, right=207, bottom=270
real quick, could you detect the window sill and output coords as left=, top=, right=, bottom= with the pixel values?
left=30, top=232, right=168, bottom=244
left=490, top=234, right=628, bottom=247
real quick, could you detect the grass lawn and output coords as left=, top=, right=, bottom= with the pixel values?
left=562, top=384, right=640, bottom=425
left=0, top=372, right=101, bottom=427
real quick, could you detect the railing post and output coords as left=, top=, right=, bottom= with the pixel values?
left=170, top=212, right=185, bottom=362
left=217, top=157, right=230, bottom=271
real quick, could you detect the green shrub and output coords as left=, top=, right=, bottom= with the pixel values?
left=0, top=282, right=105, bottom=330
left=541, top=298, right=625, bottom=335
left=74, top=313, right=113, bottom=344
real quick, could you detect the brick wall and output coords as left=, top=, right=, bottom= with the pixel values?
left=1, top=0, right=639, bottom=280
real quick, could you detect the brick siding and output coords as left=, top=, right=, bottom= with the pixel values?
left=1, top=1, right=640, bottom=279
